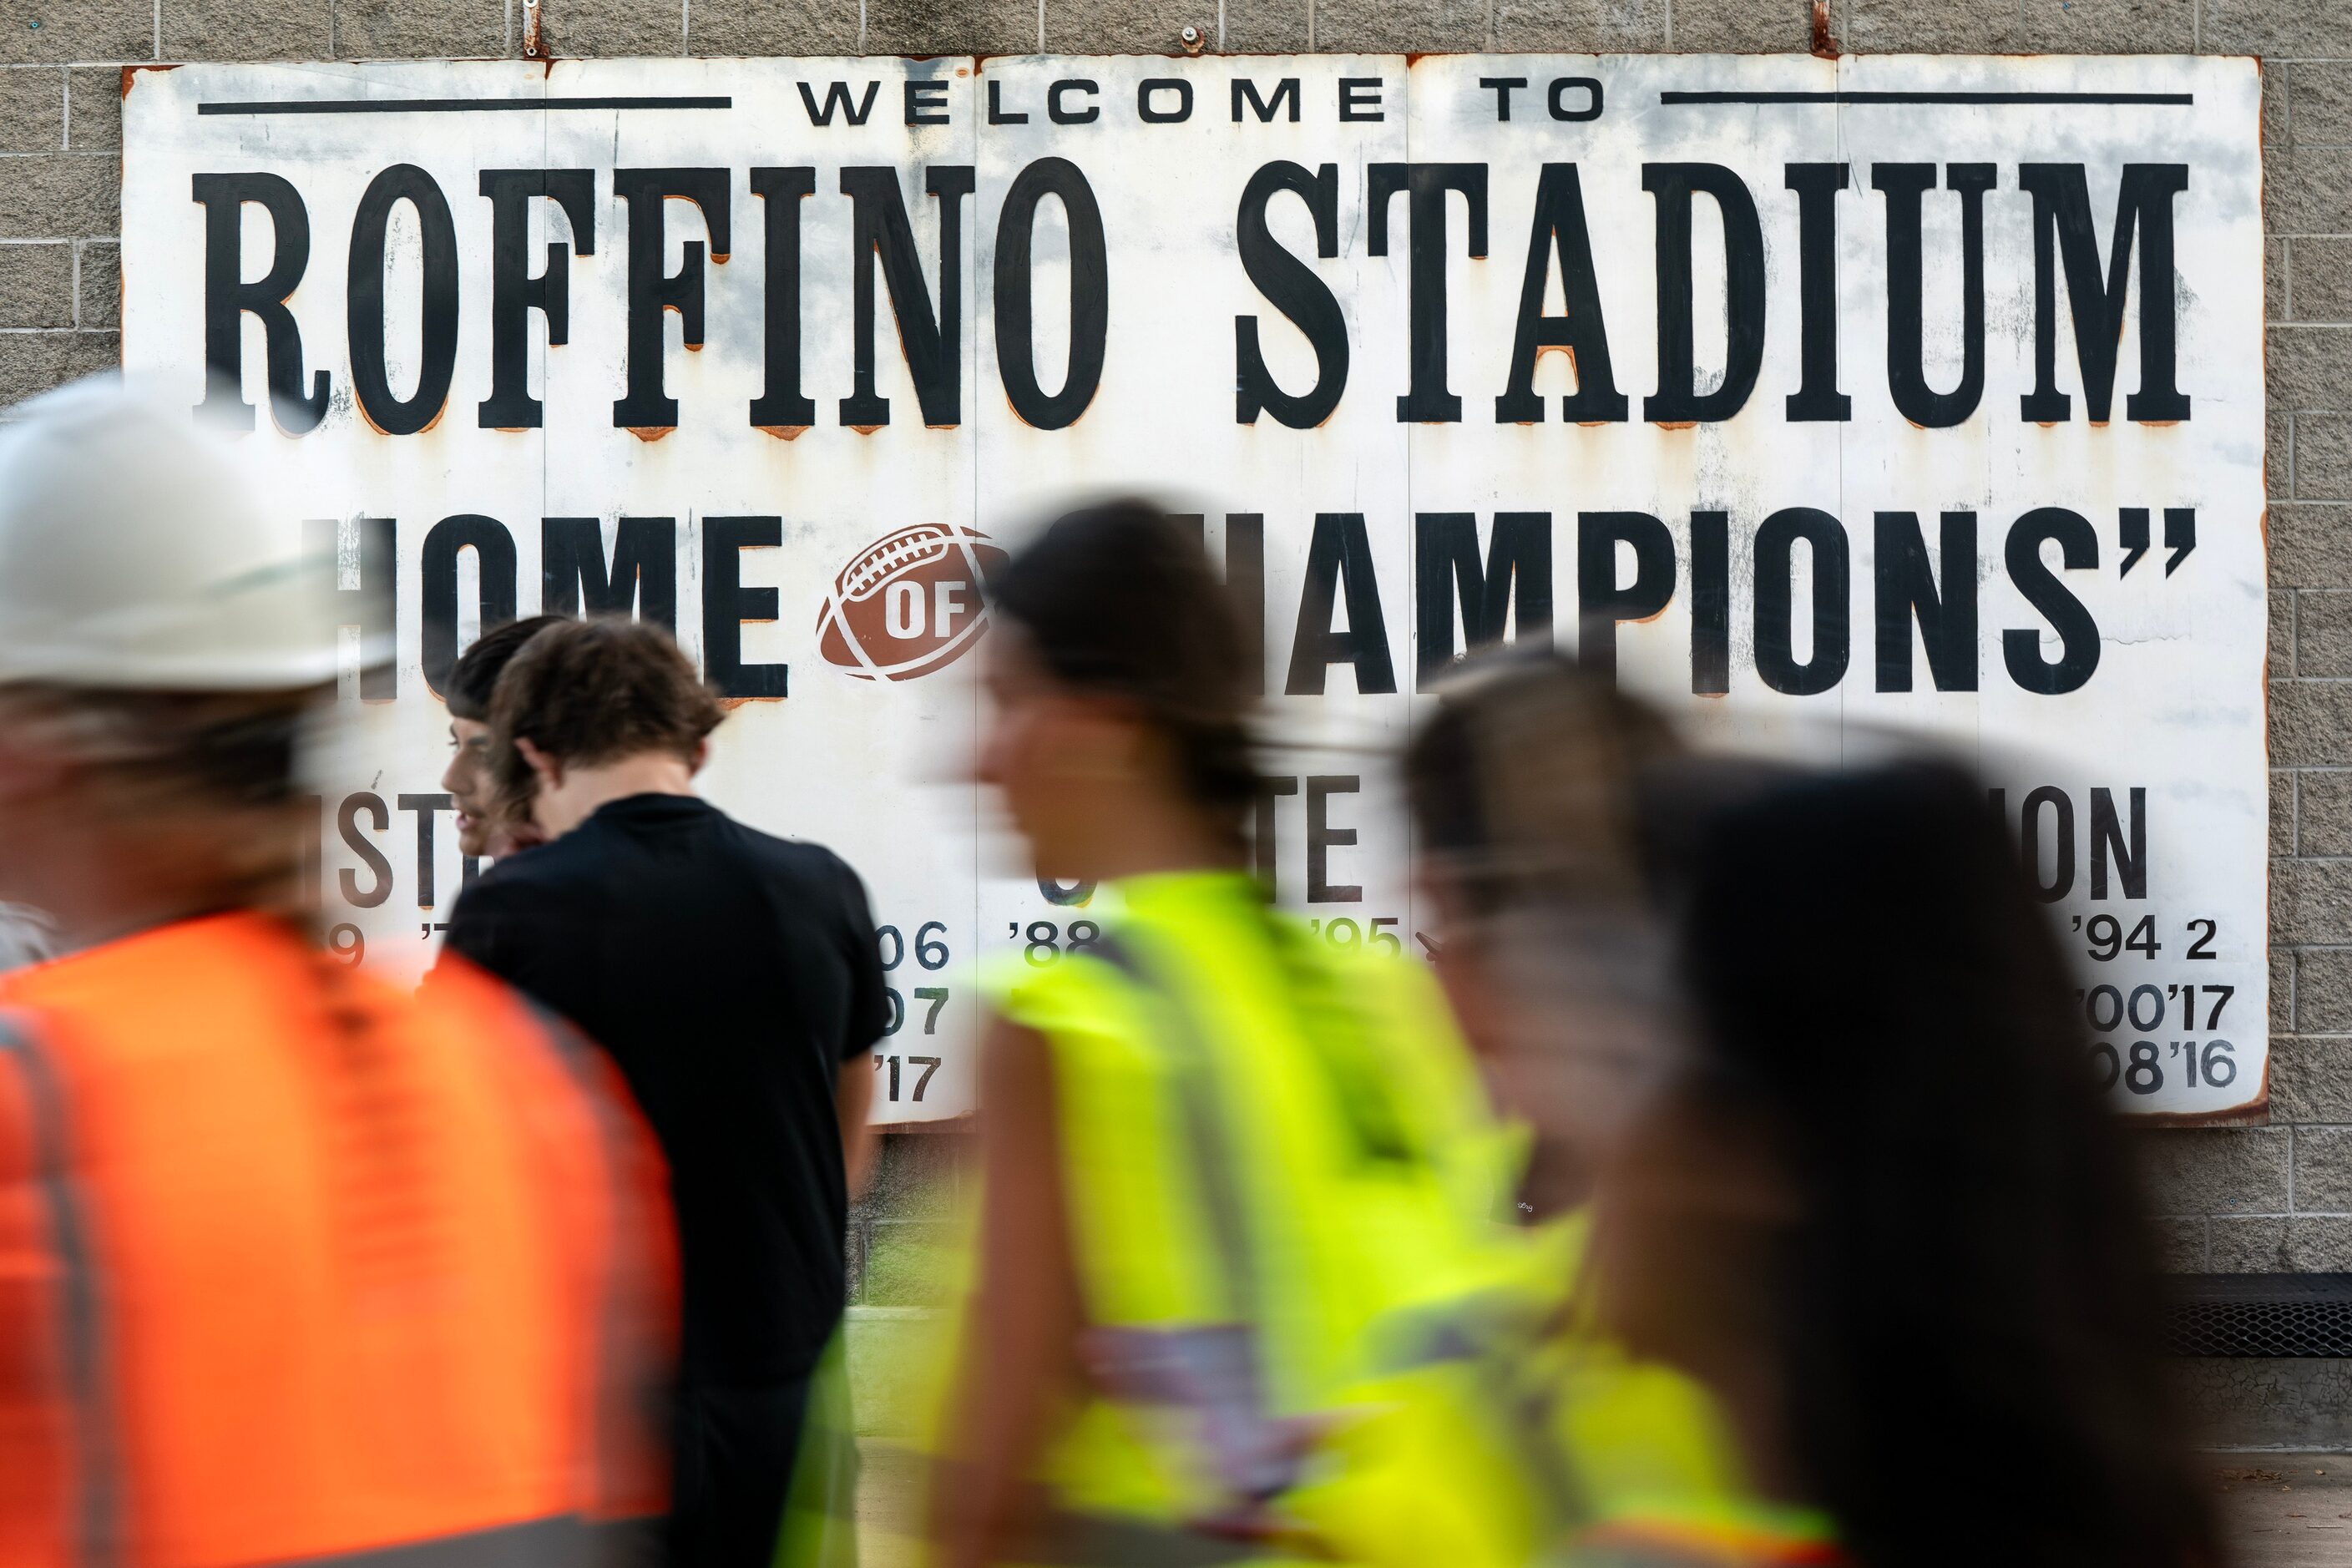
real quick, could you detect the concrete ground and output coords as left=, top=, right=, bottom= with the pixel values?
left=2209, top=1457, right=2352, bottom=1567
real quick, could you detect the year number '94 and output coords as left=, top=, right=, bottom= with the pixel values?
left=2071, top=914, right=2220, bottom=964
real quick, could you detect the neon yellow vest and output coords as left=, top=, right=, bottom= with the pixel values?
left=995, top=872, right=1520, bottom=1563
left=1369, top=1206, right=1842, bottom=1565
left=850, top=871, right=1821, bottom=1568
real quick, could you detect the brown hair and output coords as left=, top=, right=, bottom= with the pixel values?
left=1404, top=646, right=1681, bottom=915
left=447, top=614, right=567, bottom=722
left=488, top=618, right=722, bottom=809
left=0, top=682, right=324, bottom=921
left=988, top=498, right=1257, bottom=832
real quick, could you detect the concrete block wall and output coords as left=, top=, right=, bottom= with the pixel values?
left=8, top=0, right=2341, bottom=1274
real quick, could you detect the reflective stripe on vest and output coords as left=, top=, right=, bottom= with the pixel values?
left=0, top=1012, right=119, bottom=1567
left=1382, top=1293, right=1595, bottom=1536
left=974, top=873, right=1524, bottom=1565
left=280, top=1516, right=635, bottom=1566
left=1085, top=935, right=1257, bottom=1321
left=1082, top=934, right=1297, bottom=1506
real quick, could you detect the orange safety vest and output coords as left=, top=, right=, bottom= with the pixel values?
left=0, top=911, right=674, bottom=1567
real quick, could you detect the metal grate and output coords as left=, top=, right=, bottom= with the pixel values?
left=2164, top=1274, right=2352, bottom=1358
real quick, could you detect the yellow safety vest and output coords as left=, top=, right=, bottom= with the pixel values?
left=846, top=871, right=1827, bottom=1568
left=1374, top=1207, right=1844, bottom=1566
left=953, top=871, right=1522, bottom=1565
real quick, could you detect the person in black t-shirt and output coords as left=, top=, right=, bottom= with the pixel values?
left=439, top=617, right=888, bottom=1568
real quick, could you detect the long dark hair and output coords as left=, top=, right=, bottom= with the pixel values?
left=989, top=498, right=1257, bottom=832
left=1667, top=762, right=2218, bottom=1568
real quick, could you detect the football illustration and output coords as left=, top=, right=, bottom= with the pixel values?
left=817, top=524, right=1010, bottom=682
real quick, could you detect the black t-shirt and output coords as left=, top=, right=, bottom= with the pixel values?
left=443, top=793, right=889, bottom=1385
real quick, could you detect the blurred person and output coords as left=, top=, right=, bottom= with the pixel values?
left=931, top=499, right=1510, bottom=1568
left=440, top=616, right=889, bottom=1568
left=0, top=379, right=671, bottom=1566
left=1401, top=650, right=1793, bottom=1560
left=1405, top=649, right=1686, bottom=1215
left=442, top=612, right=564, bottom=857
left=1585, top=762, right=2220, bottom=1568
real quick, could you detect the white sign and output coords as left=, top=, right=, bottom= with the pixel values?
left=122, top=53, right=2267, bottom=1120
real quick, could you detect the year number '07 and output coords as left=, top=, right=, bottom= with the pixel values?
left=876, top=922, right=952, bottom=1045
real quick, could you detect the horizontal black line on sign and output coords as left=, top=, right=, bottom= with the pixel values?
left=195, top=95, right=733, bottom=116
left=1660, top=90, right=2194, bottom=105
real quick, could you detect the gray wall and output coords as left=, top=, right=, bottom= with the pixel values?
left=9, top=0, right=2343, bottom=1274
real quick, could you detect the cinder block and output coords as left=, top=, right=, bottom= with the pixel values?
left=1836, top=0, right=2190, bottom=51
left=2298, top=948, right=2352, bottom=1034
left=2268, top=151, right=2352, bottom=238
left=2299, top=769, right=2352, bottom=858
left=2272, top=408, right=2292, bottom=499
left=0, top=242, right=68, bottom=328
left=2274, top=507, right=2352, bottom=590
left=0, top=70, right=61, bottom=153
left=690, top=0, right=859, bottom=53
left=1601, top=0, right=1667, bottom=49
left=2295, top=419, right=2352, bottom=502
left=337, top=0, right=509, bottom=58
left=2292, top=1124, right=2352, bottom=1211
left=1222, top=0, right=1308, bottom=49
left=1316, top=0, right=1491, bottom=51
left=2293, top=238, right=2352, bottom=326
left=1491, top=0, right=1662, bottom=49
left=2285, top=1214, right=2352, bottom=1268
left=0, top=157, right=118, bottom=240
left=2297, top=591, right=2352, bottom=678
left=2269, top=237, right=2288, bottom=325
left=77, top=240, right=114, bottom=329
left=2153, top=1216, right=2208, bottom=1271
left=1042, top=0, right=1206, bottom=51
left=2017, top=0, right=2195, bottom=49
left=2269, top=679, right=2352, bottom=767
left=0, top=331, right=114, bottom=407
left=163, top=0, right=331, bottom=59
left=1671, top=0, right=1808, bottom=50
left=2292, top=64, right=2352, bottom=150
left=2273, top=1036, right=2352, bottom=1125
left=0, top=2, right=148, bottom=65
left=2137, top=1125, right=2289, bottom=1215
left=68, top=69, right=119, bottom=151
left=2209, top=1216, right=2352, bottom=1271
left=864, top=0, right=1034, bottom=57
left=2208, top=1215, right=2289, bottom=1270
left=2273, top=854, right=2352, bottom=943
left=2275, top=767, right=2298, bottom=854
left=2275, top=588, right=2299, bottom=675
left=535, top=0, right=682, bottom=56
left=2270, top=326, right=2352, bottom=411
left=2204, top=0, right=2352, bottom=56
left=2275, top=945, right=2294, bottom=1032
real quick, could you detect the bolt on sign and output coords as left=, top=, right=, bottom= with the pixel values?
left=121, top=53, right=2265, bottom=1121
